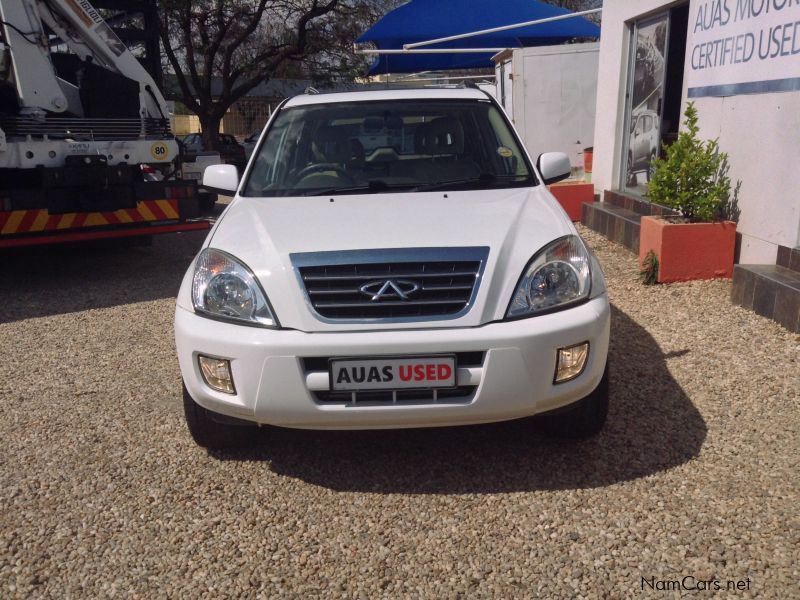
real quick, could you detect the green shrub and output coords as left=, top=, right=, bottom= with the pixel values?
left=647, top=103, right=734, bottom=223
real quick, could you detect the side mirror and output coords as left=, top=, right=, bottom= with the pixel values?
left=537, top=152, right=571, bottom=185
left=202, top=164, right=239, bottom=195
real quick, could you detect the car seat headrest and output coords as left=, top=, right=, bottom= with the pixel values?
left=417, top=117, right=465, bottom=155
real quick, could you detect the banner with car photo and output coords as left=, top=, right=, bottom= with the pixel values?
left=623, top=14, right=667, bottom=196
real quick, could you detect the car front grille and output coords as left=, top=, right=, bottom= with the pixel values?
left=311, top=387, right=477, bottom=405
left=292, top=247, right=489, bottom=321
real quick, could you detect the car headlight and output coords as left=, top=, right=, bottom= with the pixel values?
left=191, top=248, right=278, bottom=327
left=506, top=235, right=593, bottom=318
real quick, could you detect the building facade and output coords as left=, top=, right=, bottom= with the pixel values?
left=582, top=0, right=800, bottom=332
left=591, top=0, right=800, bottom=265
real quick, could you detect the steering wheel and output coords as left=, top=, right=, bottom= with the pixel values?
left=294, top=163, right=355, bottom=184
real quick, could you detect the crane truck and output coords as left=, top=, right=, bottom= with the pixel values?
left=0, top=0, right=210, bottom=248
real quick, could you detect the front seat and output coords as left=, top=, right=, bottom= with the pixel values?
left=294, top=127, right=356, bottom=187
left=417, top=117, right=480, bottom=181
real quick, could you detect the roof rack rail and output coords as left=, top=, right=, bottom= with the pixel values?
left=304, top=86, right=319, bottom=95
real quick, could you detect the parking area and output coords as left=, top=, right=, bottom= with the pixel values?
left=1, top=221, right=797, bottom=598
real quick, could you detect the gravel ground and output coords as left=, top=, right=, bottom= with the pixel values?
left=1, top=219, right=798, bottom=599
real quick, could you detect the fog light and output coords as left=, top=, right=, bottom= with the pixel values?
left=198, top=355, right=235, bottom=394
left=554, top=342, right=589, bottom=383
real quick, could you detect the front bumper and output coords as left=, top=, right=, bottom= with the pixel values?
left=175, top=295, right=610, bottom=429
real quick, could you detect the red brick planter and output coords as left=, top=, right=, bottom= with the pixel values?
left=548, top=182, right=594, bottom=222
left=639, top=216, right=736, bottom=283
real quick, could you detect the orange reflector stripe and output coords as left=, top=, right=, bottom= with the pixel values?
left=0, top=199, right=182, bottom=236
left=156, top=199, right=179, bottom=219
left=2, top=211, right=25, bottom=234
left=84, top=213, right=107, bottom=227
left=31, top=211, right=50, bottom=232
left=137, top=203, right=157, bottom=221
left=57, top=214, right=76, bottom=229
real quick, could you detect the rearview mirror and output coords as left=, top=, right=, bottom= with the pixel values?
left=537, top=152, right=571, bottom=185
left=202, top=164, right=239, bottom=195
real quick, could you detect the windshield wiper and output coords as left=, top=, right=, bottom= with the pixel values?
left=413, top=173, right=532, bottom=192
left=306, top=180, right=416, bottom=196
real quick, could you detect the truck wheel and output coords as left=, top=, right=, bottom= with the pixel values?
left=182, top=384, right=259, bottom=450
left=540, top=362, right=609, bottom=439
left=198, top=192, right=218, bottom=212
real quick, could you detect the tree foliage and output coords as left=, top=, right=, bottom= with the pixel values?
left=647, top=103, right=734, bottom=223
left=545, top=0, right=602, bottom=23
left=158, top=0, right=387, bottom=147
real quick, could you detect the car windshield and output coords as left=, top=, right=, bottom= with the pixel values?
left=242, top=99, right=535, bottom=197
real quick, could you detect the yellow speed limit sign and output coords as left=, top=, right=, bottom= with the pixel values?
left=150, top=141, right=170, bottom=161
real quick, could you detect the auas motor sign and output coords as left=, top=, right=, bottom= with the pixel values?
left=688, top=0, right=800, bottom=96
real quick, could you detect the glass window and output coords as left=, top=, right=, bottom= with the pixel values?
left=242, top=99, right=535, bottom=197
left=620, top=12, right=669, bottom=196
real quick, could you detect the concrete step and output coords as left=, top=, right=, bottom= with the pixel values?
left=581, top=201, right=641, bottom=253
left=776, top=246, right=800, bottom=274
left=603, top=190, right=679, bottom=217
left=731, top=264, right=800, bottom=332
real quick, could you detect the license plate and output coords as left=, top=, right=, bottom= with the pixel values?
left=329, top=355, right=457, bottom=392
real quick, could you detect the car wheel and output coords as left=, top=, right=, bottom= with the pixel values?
left=182, top=384, right=259, bottom=450
left=540, top=362, right=609, bottom=438
left=646, top=153, right=656, bottom=182
left=198, top=192, right=218, bottom=212
left=625, top=154, right=637, bottom=187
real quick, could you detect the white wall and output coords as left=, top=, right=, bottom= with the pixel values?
left=691, top=93, right=800, bottom=262
left=592, top=0, right=800, bottom=263
left=494, top=58, right=513, bottom=117
left=511, top=43, right=599, bottom=166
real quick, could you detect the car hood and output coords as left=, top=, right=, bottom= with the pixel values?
left=202, top=187, right=573, bottom=332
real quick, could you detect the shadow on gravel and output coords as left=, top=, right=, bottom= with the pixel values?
left=215, top=305, right=708, bottom=492
left=0, top=207, right=224, bottom=323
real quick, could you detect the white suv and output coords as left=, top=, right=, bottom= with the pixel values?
left=175, top=88, right=610, bottom=449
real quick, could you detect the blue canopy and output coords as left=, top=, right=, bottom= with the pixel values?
left=358, top=0, right=600, bottom=74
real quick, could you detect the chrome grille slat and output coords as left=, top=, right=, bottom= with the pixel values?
left=306, top=284, right=474, bottom=295
left=315, top=299, right=466, bottom=309
left=301, top=271, right=478, bottom=281
left=292, top=247, right=489, bottom=322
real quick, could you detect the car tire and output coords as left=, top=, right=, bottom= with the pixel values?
left=626, top=154, right=637, bottom=187
left=646, top=152, right=656, bottom=182
left=182, top=384, right=259, bottom=450
left=540, top=362, right=609, bottom=439
left=198, top=192, right=218, bottom=212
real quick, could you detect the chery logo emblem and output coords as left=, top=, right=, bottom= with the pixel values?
left=359, top=279, right=420, bottom=301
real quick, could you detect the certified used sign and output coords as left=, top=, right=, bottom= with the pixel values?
left=687, top=0, right=800, bottom=97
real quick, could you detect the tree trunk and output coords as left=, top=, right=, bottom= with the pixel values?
left=200, top=114, right=223, bottom=151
